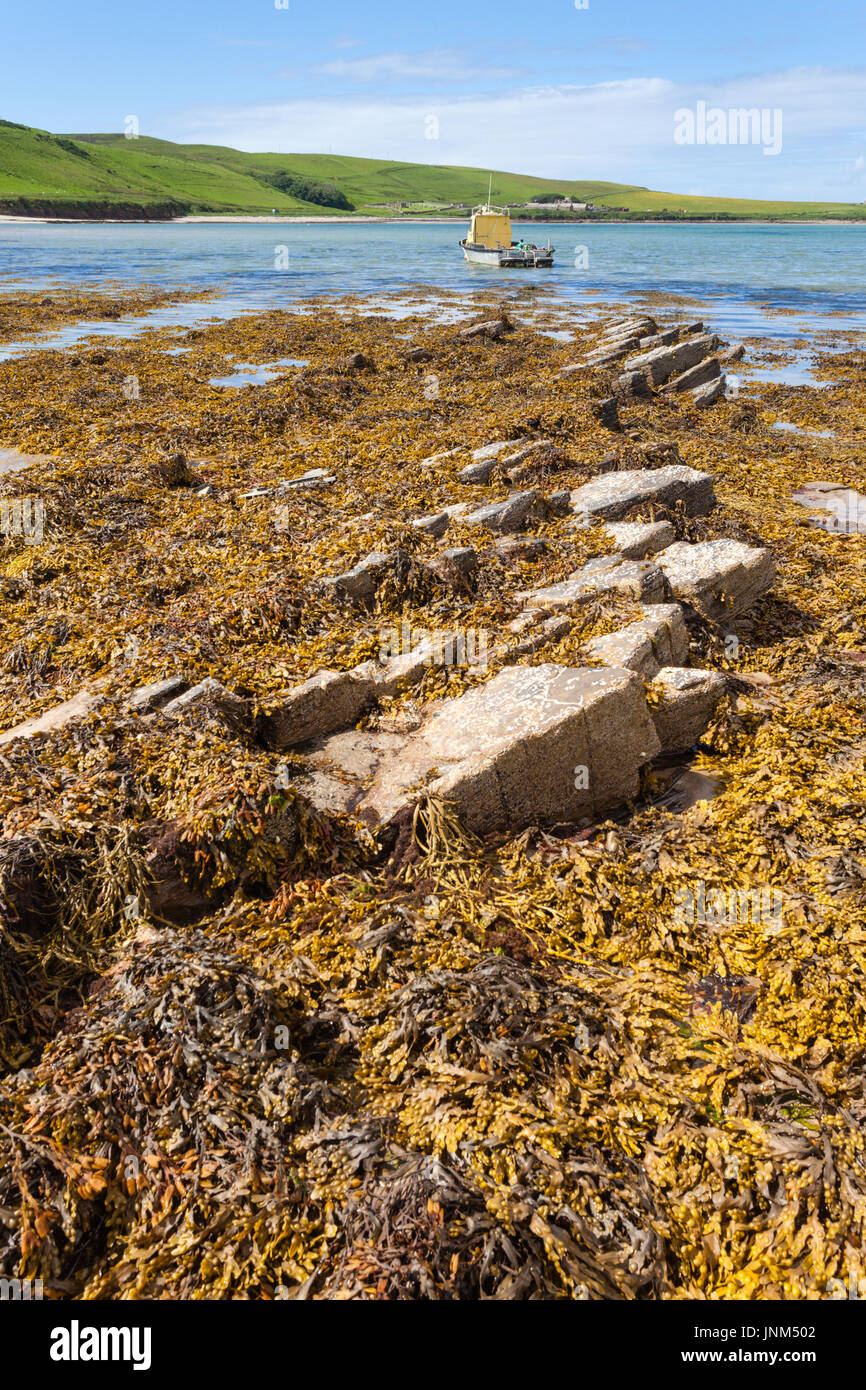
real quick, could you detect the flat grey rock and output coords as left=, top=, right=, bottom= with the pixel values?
left=657, top=539, right=775, bottom=620
left=569, top=465, right=716, bottom=523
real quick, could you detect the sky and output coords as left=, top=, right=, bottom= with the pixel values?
left=4, top=0, right=866, bottom=200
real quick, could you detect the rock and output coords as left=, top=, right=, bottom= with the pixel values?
left=279, top=468, right=337, bottom=490
left=357, top=664, right=661, bottom=834
left=504, top=613, right=571, bottom=661
left=500, top=439, right=555, bottom=468
left=569, top=465, right=716, bottom=522
left=547, top=489, right=572, bottom=515
left=719, top=343, right=745, bottom=364
left=410, top=511, right=450, bottom=538
left=471, top=438, right=522, bottom=461
left=161, top=678, right=248, bottom=731
left=496, top=536, right=548, bottom=561
left=583, top=603, right=688, bottom=678
left=603, top=315, right=658, bottom=338
left=623, top=334, right=720, bottom=388
left=521, top=558, right=668, bottom=609
left=664, top=357, right=721, bottom=393
left=691, top=376, right=727, bottom=408
left=340, top=352, right=375, bottom=371
left=648, top=666, right=726, bottom=752
left=559, top=363, right=585, bottom=378
left=432, top=546, right=477, bottom=585
left=442, top=502, right=471, bottom=519
left=638, top=328, right=680, bottom=350
left=293, top=730, right=408, bottom=816
left=603, top=520, right=675, bottom=559
left=325, top=551, right=392, bottom=603
left=458, top=459, right=498, bottom=484
left=583, top=339, right=642, bottom=367
left=419, top=447, right=462, bottom=468
left=657, top=540, right=775, bottom=620
left=0, top=689, right=100, bottom=747
left=615, top=369, right=652, bottom=401
left=127, top=676, right=188, bottom=712
left=593, top=397, right=620, bottom=429
left=404, top=347, right=433, bottom=363
left=464, top=490, right=545, bottom=534
left=458, top=318, right=510, bottom=341
left=261, top=668, right=376, bottom=750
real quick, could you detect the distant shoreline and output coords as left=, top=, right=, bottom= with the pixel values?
left=2, top=213, right=865, bottom=227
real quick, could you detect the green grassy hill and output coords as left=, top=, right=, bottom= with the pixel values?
left=0, top=119, right=863, bottom=220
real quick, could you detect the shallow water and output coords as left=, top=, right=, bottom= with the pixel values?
left=0, top=222, right=864, bottom=362
left=208, top=356, right=308, bottom=387
left=791, top=482, right=866, bottom=534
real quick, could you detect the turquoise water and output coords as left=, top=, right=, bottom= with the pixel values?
left=1, top=221, right=864, bottom=351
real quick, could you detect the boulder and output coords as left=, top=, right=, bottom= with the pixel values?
left=648, top=666, right=726, bottom=752
left=583, top=604, right=688, bottom=678
left=691, top=376, right=727, bottom=408
left=419, top=447, right=462, bottom=468
left=357, top=664, right=661, bottom=833
left=569, top=465, right=716, bottom=522
left=657, top=540, right=775, bottom=620
left=292, top=730, right=408, bottom=817
left=603, top=520, right=675, bottom=559
left=664, top=357, right=721, bottom=393
left=464, top=489, right=545, bottom=534
left=261, top=668, right=376, bottom=750
left=458, top=319, right=510, bottom=341
left=623, top=334, right=720, bottom=388
left=458, top=459, right=498, bottom=484
left=719, top=344, right=745, bottom=364
left=432, top=546, right=477, bottom=583
left=324, top=551, right=392, bottom=603
left=615, top=369, right=652, bottom=401
left=593, top=397, right=620, bottom=429
left=340, top=352, right=375, bottom=371
left=471, top=438, right=522, bottom=461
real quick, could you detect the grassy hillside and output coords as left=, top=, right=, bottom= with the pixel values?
left=0, top=119, right=863, bottom=220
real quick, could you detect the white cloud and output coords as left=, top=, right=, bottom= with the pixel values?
left=309, top=49, right=521, bottom=82
left=159, top=65, right=866, bottom=201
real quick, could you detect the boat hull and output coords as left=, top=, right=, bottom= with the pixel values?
left=461, top=240, right=554, bottom=268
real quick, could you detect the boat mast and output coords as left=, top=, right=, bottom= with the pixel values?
left=487, top=172, right=492, bottom=209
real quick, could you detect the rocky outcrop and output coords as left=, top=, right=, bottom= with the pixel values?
left=569, top=465, right=716, bottom=523
left=623, top=334, right=720, bottom=388
left=657, top=540, right=775, bottom=620
left=464, top=489, right=546, bottom=534
left=602, top=520, right=675, bottom=559
left=356, top=664, right=661, bottom=834
left=648, top=667, right=726, bottom=752
left=584, top=604, right=688, bottom=678
left=261, top=669, right=376, bottom=750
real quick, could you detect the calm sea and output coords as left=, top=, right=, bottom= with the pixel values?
left=1, top=221, right=864, bottom=357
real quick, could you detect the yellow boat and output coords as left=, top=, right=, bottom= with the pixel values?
left=460, top=199, right=554, bottom=268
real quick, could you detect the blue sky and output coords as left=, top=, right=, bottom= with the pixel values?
left=5, top=0, right=866, bottom=199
